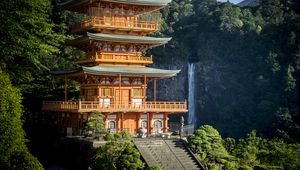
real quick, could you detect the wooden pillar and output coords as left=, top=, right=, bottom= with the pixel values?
left=163, top=113, right=168, bottom=133
left=153, top=79, right=156, bottom=102
left=143, top=75, right=147, bottom=104
left=147, top=113, right=152, bottom=136
left=121, top=112, right=124, bottom=131
left=104, top=113, right=108, bottom=129
left=64, top=76, right=68, bottom=101
left=119, top=74, right=122, bottom=104
left=147, top=113, right=150, bottom=136
left=136, top=113, right=141, bottom=134
left=117, top=113, right=121, bottom=132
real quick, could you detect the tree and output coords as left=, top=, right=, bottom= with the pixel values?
left=91, top=134, right=144, bottom=170
left=85, top=112, right=105, bottom=138
left=0, top=70, right=43, bottom=169
left=117, top=142, right=144, bottom=170
left=0, top=0, right=64, bottom=86
left=187, top=125, right=237, bottom=169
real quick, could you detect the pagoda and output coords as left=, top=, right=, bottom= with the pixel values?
left=43, top=0, right=188, bottom=136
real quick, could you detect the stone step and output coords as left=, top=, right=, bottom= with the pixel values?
left=133, top=138, right=202, bottom=170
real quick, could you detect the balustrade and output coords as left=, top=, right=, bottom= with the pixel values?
left=71, top=16, right=158, bottom=33
left=76, top=52, right=152, bottom=64
left=42, top=100, right=187, bottom=113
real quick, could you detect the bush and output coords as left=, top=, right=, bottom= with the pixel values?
left=0, top=71, right=44, bottom=169
left=103, top=133, right=114, bottom=141
left=0, top=71, right=28, bottom=167
left=92, top=141, right=144, bottom=170
left=8, top=151, right=43, bottom=170
left=120, top=130, right=131, bottom=140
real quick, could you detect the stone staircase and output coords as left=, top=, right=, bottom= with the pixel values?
left=133, top=138, right=202, bottom=170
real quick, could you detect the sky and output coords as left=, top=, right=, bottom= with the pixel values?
left=217, top=0, right=244, bottom=4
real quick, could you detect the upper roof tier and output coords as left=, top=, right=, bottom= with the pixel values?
left=51, top=65, right=180, bottom=79
left=61, top=0, right=171, bottom=12
left=67, top=32, right=171, bottom=51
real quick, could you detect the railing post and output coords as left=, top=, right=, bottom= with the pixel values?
left=79, top=100, right=82, bottom=111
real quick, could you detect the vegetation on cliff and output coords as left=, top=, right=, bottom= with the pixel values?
left=188, top=125, right=300, bottom=169
left=0, top=0, right=64, bottom=169
left=154, top=0, right=300, bottom=140
left=0, top=71, right=43, bottom=170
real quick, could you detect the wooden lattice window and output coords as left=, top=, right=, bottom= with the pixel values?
left=133, top=88, right=142, bottom=96
left=102, top=88, right=110, bottom=96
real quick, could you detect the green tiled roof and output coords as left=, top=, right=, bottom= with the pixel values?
left=51, top=65, right=180, bottom=78
left=102, top=0, right=171, bottom=5
left=88, top=32, right=171, bottom=44
left=68, top=32, right=171, bottom=47
left=61, top=0, right=171, bottom=8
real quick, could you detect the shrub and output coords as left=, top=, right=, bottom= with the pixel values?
left=8, top=151, right=43, bottom=170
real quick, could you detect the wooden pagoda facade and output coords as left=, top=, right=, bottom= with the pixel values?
left=43, top=0, right=188, bottom=136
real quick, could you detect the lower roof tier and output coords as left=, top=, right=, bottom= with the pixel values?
left=51, top=65, right=180, bottom=78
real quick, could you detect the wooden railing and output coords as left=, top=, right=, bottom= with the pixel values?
left=71, top=16, right=159, bottom=33
left=75, top=52, right=153, bottom=64
left=42, top=100, right=188, bottom=113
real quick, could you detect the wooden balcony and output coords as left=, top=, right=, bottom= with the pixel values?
left=75, top=52, right=153, bottom=65
left=71, top=16, right=159, bottom=34
left=42, top=101, right=188, bottom=113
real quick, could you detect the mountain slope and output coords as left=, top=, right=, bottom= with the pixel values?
left=237, top=0, right=260, bottom=7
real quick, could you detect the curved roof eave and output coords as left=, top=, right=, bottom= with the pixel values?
left=50, top=65, right=180, bottom=78
left=60, top=0, right=172, bottom=9
left=67, top=33, right=172, bottom=48
left=87, top=32, right=172, bottom=44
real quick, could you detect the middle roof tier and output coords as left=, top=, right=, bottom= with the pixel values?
left=51, top=65, right=180, bottom=79
left=67, top=32, right=171, bottom=52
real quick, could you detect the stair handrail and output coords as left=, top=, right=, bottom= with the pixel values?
left=180, top=139, right=206, bottom=170
left=163, top=139, right=185, bottom=169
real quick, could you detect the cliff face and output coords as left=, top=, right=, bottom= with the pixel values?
left=147, top=46, right=225, bottom=129
left=147, top=47, right=188, bottom=102
left=147, top=43, right=259, bottom=137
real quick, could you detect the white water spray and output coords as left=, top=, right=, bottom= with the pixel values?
left=188, top=63, right=196, bottom=125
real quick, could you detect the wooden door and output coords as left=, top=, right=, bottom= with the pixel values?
left=123, top=113, right=137, bottom=134
left=115, top=89, right=130, bottom=105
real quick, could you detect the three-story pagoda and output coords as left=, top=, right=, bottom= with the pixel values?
left=43, top=0, right=188, bottom=136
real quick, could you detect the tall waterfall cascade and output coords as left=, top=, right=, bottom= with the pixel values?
left=188, top=63, right=196, bottom=125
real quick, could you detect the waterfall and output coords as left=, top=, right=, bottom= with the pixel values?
left=188, top=63, right=196, bottom=125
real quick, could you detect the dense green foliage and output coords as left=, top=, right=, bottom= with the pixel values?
left=92, top=132, right=144, bottom=170
left=154, top=0, right=300, bottom=140
left=188, top=125, right=300, bottom=169
left=84, top=112, right=105, bottom=138
left=0, top=71, right=43, bottom=170
left=0, top=0, right=65, bottom=168
left=0, top=0, right=64, bottom=86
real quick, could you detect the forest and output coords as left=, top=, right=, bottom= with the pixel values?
left=0, top=0, right=300, bottom=169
